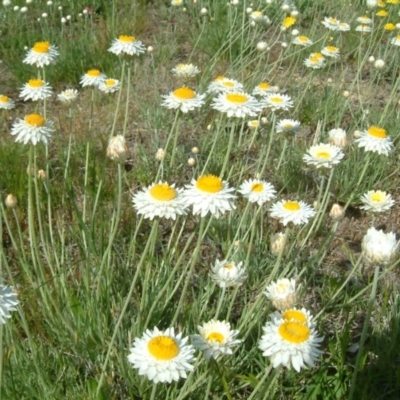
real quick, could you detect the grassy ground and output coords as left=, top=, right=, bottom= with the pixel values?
left=1, top=0, right=400, bottom=399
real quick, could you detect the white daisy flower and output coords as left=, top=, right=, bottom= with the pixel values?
left=247, top=120, right=260, bottom=130
left=211, top=91, right=261, bottom=118
left=172, top=63, right=200, bottom=79
left=261, top=93, right=293, bottom=111
left=276, top=119, right=301, bottom=134
left=80, top=69, right=106, bottom=87
left=210, top=260, right=247, bottom=288
left=270, top=200, right=316, bottom=226
left=328, top=128, right=347, bottom=148
left=207, top=76, right=243, bottom=94
left=252, top=82, right=276, bottom=97
left=238, top=179, right=276, bottom=206
left=360, top=190, right=395, bottom=213
left=57, top=89, right=78, bottom=104
left=357, top=16, right=373, bottom=24
left=356, top=25, right=372, bottom=32
left=10, top=114, right=54, bottom=145
left=259, top=316, right=323, bottom=372
left=0, top=95, right=15, bottom=110
left=171, top=0, right=183, bottom=5
left=23, top=41, right=59, bottom=68
left=321, top=17, right=340, bottom=30
left=161, top=87, right=205, bottom=113
left=390, top=35, right=400, bottom=46
left=321, top=46, right=340, bottom=58
left=337, top=22, right=350, bottom=31
left=19, top=79, right=52, bottom=101
left=264, top=278, right=298, bottom=311
left=293, top=35, right=313, bottom=46
left=106, top=135, right=128, bottom=163
left=98, top=78, right=121, bottom=93
left=108, top=35, right=145, bottom=56
left=355, top=126, right=393, bottom=155
left=127, top=327, right=195, bottom=383
left=132, top=182, right=188, bottom=220
left=250, top=10, right=264, bottom=22
left=0, top=281, right=19, bottom=325
left=362, top=227, right=399, bottom=267
left=303, top=143, right=344, bottom=169
left=191, top=320, right=242, bottom=359
left=304, top=53, right=326, bottom=69
left=182, top=175, right=236, bottom=218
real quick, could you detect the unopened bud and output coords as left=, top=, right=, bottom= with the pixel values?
left=329, top=203, right=345, bottom=221
left=37, top=169, right=46, bottom=180
left=191, top=147, right=199, bottom=154
left=5, top=194, right=17, bottom=209
left=187, top=157, right=196, bottom=166
left=107, top=135, right=128, bottom=163
left=270, top=232, right=287, bottom=256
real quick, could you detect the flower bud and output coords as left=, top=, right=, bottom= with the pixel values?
left=5, top=194, right=17, bottom=209
left=107, top=135, right=128, bottom=163
left=329, top=203, right=345, bottom=221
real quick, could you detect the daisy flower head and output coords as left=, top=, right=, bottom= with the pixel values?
left=360, top=190, right=395, bottom=213
left=171, top=0, right=183, bottom=5
left=250, top=10, right=264, bottom=22
left=328, top=128, right=347, bottom=148
left=191, top=320, right=242, bottom=359
left=303, top=143, right=344, bottom=169
left=80, top=69, right=106, bottom=87
left=0, top=281, right=19, bottom=325
left=357, top=16, right=373, bottom=24
left=367, top=0, right=378, bottom=6
left=0, top=95, right=15, bottom=110
left=276, top=119, right=301, bottom=134
left=247, top=120, right=261, bottom=130
left=161, top=87, right=205, bottom=113
left=252, top=82, right=276, bottom=97
left=57, top=89, right=78, bottom=104
left=259, top=315, right=323, bottom=372
left=132, top=182, right=187, bottom=220
left=293, top=35, right=313, bottom=46
left=207, top=76, right=244, bottom=94
left=182, top=175, right=236, bottom=218
left=127, top=326, right=195, bottom=383
left=337, top=22, right=351, bottom=31
left=355, top=126, right=393, bottom=155
left=321, top=46, right=340, bottom=58
left=384, top=23, right=396, bottom=31
left=270, top=232, right=287, bottom=256
left=238, top=179, right=276, bottom=206
left=106, top=135, right=128, bottom=163
left=304, top=52, right=326, bottom=69
left=108, top=35, right=145, bottom=56
left=356, top=25, right=372, bottom=32
left=362, top=227, right=399, bottom=267
left=172, top=63, right=200, bottom=80
left=270, top=200, right=316, bottom=226
left=19, top=79, right=52, bottom=101
left=264, top=278, right=298, bottom=311
left=98, top=78, right=120, bottom=93
left=262, top=93, right=293, bottom=111
left=23, top=41, right=59, bottom=68
left=376, top=9, right=388, bottom=16
left=211, top=91, right=261, bottom=118
left=322, top=17, right=340, bottom=30
left=390, top=35, right=400, bottom=45
left=210, top=260, right=247, bottom=288
left=10, top=113, right=54, bottom=145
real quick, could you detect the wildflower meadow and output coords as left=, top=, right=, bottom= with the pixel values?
left=1, top=0, right=400, bottom=398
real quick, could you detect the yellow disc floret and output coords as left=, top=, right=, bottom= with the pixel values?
left=226, top=93, right=248, bottom=104
left=196, top=175, right=223, bottom=193
left=149, top=184, right=177, bottom=201
left=207, top=332, right=225, bottom=343
left=25, top=114, right=45, bottom=127
left=33, top=41, right=50, bottom=53
left=368, top=126, right=387, bottom=139
left=278, top=321, right=310, bottom=344
left=28, top=79, right=44, bottom=88
left=283, top=201, right=301, bottom=211
left=148, top=336, right=179, bottom=360
left=119, top=35, right=135, bottom=42
left=173, top=87, right=196, bottom=100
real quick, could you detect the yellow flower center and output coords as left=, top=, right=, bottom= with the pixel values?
left=173, top=87, right=196, bottom=100
left=251, top=183, right=264, bottom=192
left=207, top=332, right=225, bottom=343
left=28, top=79, right=44, bottom=88
left=0, top=95, right=9, bottom=102
left=215, top=76, right=225, bottom=82
left=384, top=23, right=395, bottom=30
left=149, top=184, right=177, bottom=201
left=359, top=16, right=369, bottom=22
left=224, top=264, right=234, bottom=270
left=226, top=93, right=248, bottom=103
left=248, top=121, right=259, bottom=127
left=87, top=69, right=101, bottom=77
left=368, top=126, right=387, bottom=139
left=278, top=321, right=310, bottom=344
left=33, top=41, right=50, bottom=53
left=329, top=18, right=338, bottom=23
left=269, top=97, right=283, bottom=103
left=258, top=82, right=270, bottom=89
left=283, top=16, right=296, bottom=28
left=276, top=283, right=290, bottom=294
left=316, top=151, right=331, bottom=159
left=283, top=123, right=293, bottom=128
left=298, top=36, right=309, bottom=42
left=371, top=192, right=385, bottom=203
left=282, top=310, right=307, bottom=323
left=283, top=201, right=300, bottom=211
left=326, top=46, right=338, bottom=52
left=196, top=175, right=223, bottom=193
left=147, top=336, right=179, bottom=360
left=119, top=35, right=135, bottom=42
left=177, top=64, right=188, bottom=70
left=105, top=79, right=116, bottom=87
left=222, top=81, right=235, bottom=88
left=25, top=114, right=45, bottom=127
